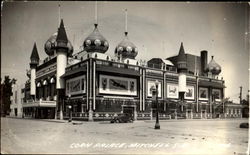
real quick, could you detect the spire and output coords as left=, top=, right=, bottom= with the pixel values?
left=177, top=42, right=187, bottom=72
left=30, top=42, right=40, bottom=65
left=56, top=19, right=68, bottom=44
left=125, top=9, right=128, bottom=35
left=178, top=42, right=185, bottom=61
left=58, top=4, right=61, bottom=27
left=95, top=1, right=98, bottom=25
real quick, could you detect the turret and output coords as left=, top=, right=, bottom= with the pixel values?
left=176, top=42, right=187, bottom=112
left=56, top=19, right=70, bottom=89
left=177, top=42, right=187, bottom=94
left=177, top=42, right=187, bottom=73
left=55, top=19, right=72, bottom=120
left=29, top=42, right=40, bottom=99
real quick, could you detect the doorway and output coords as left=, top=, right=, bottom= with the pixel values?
left=201, top=110, right=206, bottom=118
left=123, top=106, right=134, bottom=117
left=186, top=109, right=192, bottom=119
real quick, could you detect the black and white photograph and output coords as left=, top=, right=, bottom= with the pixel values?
left=1, top=1, right=249, bottom=154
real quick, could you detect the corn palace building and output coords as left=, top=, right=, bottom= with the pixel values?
left=21, top=17, right=243, bottom=121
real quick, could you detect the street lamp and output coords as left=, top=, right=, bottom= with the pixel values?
left=68, top=94, right=72, bottom=123
left=212, top=93, right=215, bottom=118
left=155, top=80, right=160, bottom=129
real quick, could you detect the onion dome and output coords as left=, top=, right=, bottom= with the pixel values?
left=83, top=24, right=109, bottom=53
left=115, top=32, right=138, bottom=59
left=206, top=56, right=221, bottom=75
left=30, top=42, right=40, bottom=67
left=44, top=19, right=73, bottom=56
left=44, top=32, right=73, bottom=56
left=177, top=42, right=187, bottom=73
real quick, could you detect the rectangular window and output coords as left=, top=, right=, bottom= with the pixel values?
left=66, top=81, right=69, bottom=94
left=81, top=78, right=84, bottom=91
left=15, top=91, right=17, bottom=103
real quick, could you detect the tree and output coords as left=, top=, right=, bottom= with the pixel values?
left=241, top=95, right=249, bottom=118
left=0, top=76, right=16, bottom=116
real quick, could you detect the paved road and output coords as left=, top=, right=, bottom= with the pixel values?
left=1, top=117, right=249, bottom=154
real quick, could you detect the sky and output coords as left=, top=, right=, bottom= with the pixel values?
left=1, top=1, right=249, bottom=102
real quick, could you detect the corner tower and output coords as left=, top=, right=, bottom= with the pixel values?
left=177, top=42, right=187, bottom=110
left=29, top=42, right=40, bottom=100
left=55, top=19, right=72, bottom=119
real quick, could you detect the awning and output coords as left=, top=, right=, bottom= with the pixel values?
left=23, top=100, right=56, bottom=108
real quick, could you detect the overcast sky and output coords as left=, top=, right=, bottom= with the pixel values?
left=1, top=1, right=249, bottom=102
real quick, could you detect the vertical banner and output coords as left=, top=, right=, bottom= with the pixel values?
left=178, top=73, right=186, bottom=92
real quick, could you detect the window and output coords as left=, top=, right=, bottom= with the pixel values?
left=66, top=82, right=69, bottom=94
left=73, top=105, right=78, bottom=113
left=48, top=84, right=51, bottom=97
left=81, top=78, right=84, bottom=91
left=51, top=83, right=56, bottom=98
left=15, top=91, right=17, bottom=104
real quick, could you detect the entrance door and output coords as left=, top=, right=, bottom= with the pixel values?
left=201, top=110, right=206, bottom=118
left=14, top=108, right=17, bottom=116
left=186, top=110, right=192, bottom=119
left=123, top=107, right=134, bottom=117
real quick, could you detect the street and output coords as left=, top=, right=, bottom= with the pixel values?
left=1, top=117, right=249, bottom=154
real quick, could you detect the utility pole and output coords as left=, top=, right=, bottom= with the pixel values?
left=239, top=86, right=242, bottom=104
left=247, top=90, right=250, bottom=103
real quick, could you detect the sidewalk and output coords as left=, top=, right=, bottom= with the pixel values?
left=144, top=117, right=248, bottom=123
left=4, top=116, right=248, bottom=124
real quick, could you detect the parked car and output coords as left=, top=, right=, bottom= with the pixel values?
left=110, top=113, right=133, bottom=123
left=239, top=122, right=249, bottom=128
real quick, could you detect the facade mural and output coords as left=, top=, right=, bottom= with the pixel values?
left=167, top=83, right=179, bottom=99
left=185, top=85, right=195, bottom=100
left=147, top=80, right=162, bottom=98
left=99, top=75, right=137, bottom=96
left=66, top=75, right=86, bottom=96
left=212, top=89, right=221, bottom=101
left=199, top=87, right=208, bottom=100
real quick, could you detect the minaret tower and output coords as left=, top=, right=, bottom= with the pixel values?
left=177, top=42, right=187, bottom=111
left=56, top=19, right=68, bottom=89
left=56, top=19, right=71, bottom=120
left=83, top=1, right=109, bottom=121
left=114, top=9, right=138, bottom=60
left=30, top=42, right=40, bottom=100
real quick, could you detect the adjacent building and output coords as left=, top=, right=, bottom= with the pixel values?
left=10, top=83, right=24, bottom=118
